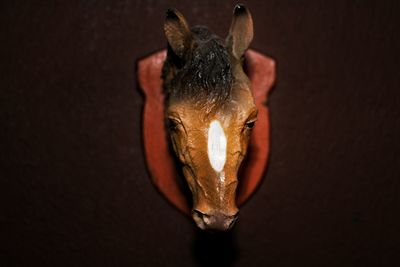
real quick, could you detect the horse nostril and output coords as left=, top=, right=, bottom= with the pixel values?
left=192, top=210, right=210, bottom=230
left=227, top=213, right=239, bottom=229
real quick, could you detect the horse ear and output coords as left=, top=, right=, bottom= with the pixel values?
left=164, top=8, right=193, bottom=59
left=226, top=4, right=253, bottom=60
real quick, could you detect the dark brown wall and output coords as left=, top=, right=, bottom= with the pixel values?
left=1, top=1, right=399, bottom=266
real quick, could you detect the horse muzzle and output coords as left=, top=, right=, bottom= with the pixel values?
left=192, top=209, right=239, bottom=231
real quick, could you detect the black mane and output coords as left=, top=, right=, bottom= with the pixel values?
left=162, top=26, right=233, bottom=106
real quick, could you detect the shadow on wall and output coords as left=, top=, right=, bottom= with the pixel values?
left=192, top=228, right=239, bottom=267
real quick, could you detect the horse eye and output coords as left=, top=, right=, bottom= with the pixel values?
left=245, top=121, right=256, bottom=129
left=168, top=118, right=180, bottom=131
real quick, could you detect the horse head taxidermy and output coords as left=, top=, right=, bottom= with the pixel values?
left=162, top=4, right=256, bottom=231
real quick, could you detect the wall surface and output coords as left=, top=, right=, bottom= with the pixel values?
left=1, top=1, right=399, bottom=266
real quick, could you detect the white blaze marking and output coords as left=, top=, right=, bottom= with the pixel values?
left=219, top=171, right=226, bottom=200
left=220, top=171, right=225, bottom=183
left=207, top=120, right=227, bottom=172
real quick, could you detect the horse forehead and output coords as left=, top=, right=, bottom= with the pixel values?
left=170, top=92, right=254, bottom=125
left=179, top=106, right=248, bottom=129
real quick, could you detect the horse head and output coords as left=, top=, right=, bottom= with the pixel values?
left=162, top=4, right=255, bottom=231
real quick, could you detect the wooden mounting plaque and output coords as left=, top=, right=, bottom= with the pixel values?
left=138, top=49, right=275, bottom=215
